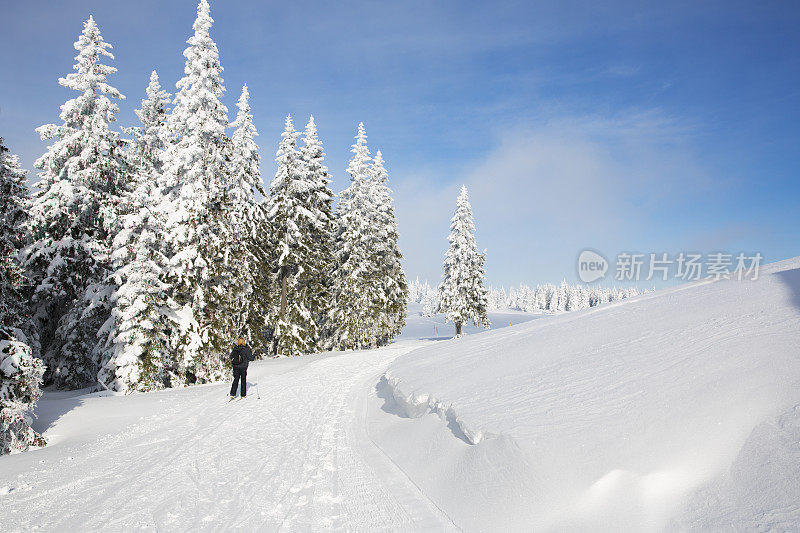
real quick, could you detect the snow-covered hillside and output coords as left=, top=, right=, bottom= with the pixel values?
left=2, top=259, right=799, bottom=531
left=374, top=258, right=800, bottom=531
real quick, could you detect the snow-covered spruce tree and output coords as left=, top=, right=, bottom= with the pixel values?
left=0, top=139, right=32, bottom=339
left=420, top=288, right=439, bottom=317
left=367, top=150, right=408, bottom=345
left=160, top=0, right=234, bottom=383
left=230, top=85, right=264, bottom=205
left=126, top=70, right=171, bottom=178
left=437, top=185, right=490, bottom=337
left=408, top=277, right=421, bottom=303
left=22, top=16, right=128, bottom=388
left=299, top=115, right=336, bottom=349
left=0, top=139, right=46, bottom=455
left=331, top=123, right=374, bottom=349
left=1, top=336, right=46, bottom=455
left=100, top=207, right=171, bottom=391
left=266, top=115, right=317, bottom=356
left=229, top=84, right=271, bottom=351
left=98, top=71, right=173, bottom=392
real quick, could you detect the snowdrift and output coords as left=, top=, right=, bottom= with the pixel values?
left=371, top=258, right=800, bottom=531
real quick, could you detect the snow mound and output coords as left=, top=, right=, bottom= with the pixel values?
left=675, top=402, right=800, bottom=530
left=372, top=257, right=800, bottom=531
left=381, top=374, right=492, bottom=445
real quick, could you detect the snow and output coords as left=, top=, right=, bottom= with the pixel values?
left=2, top=258, right=800, bottom=530
left=0, top=342, right=456, bottom=530
left=375, top=257, right=800, bottom=531
left=400, top=302, right=543, bottom=340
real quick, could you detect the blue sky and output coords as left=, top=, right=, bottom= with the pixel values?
left=1, top=0, right=798, bottom=288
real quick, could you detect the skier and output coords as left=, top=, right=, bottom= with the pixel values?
left=229, top=337, right=255, bottom=400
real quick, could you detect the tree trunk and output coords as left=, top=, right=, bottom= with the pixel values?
left=455, top=322, right=462, bottom=337
left=280, top=273, right=287, bottom=317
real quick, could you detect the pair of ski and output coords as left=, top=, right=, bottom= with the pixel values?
left=227, top=383, right=261, bottom=402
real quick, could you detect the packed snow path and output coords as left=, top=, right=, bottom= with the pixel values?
left=0, top=342, right=459, bottom=532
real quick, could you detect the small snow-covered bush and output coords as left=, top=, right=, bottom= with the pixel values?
left=1, top=330, right=46, bottom=455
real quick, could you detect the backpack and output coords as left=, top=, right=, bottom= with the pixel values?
left=232, top=346, right=244, bottom=366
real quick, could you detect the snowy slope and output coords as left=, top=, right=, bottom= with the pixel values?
left=0, top=342, right=456, bottom=531
left=3, top=261, right=799, bottom=532
left=373, top=258, right=800, bottom=531
left=0, top=307, right=538, bottom=531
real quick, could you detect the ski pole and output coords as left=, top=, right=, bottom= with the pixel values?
left=255, top=381, right=261, bottom=399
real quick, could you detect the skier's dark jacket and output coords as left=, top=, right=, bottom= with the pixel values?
left=230, top=344, right=255, bottom=369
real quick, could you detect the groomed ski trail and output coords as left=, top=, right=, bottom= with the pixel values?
left=0, top=341, right=459, bottom=532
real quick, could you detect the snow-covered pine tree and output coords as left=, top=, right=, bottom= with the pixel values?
left=1, top=335, right=46, bottom=455
left=160, top=0, right=234, bottom=383
left=23, top=16, right=128, bottom=388
left=408, top=277, right=421, bottom=303
left=100, top=207, right=171, bottom=391
left=367, top=150, right=407, bottom=345
left=537, top=284, right=548, bottom=311
left=0, top=139, right=32, bottom=340
left=331, top=123, right=374, bottom=349
left=557, top=280, right=569, bottom=312
left=126, top=70, right=171, bottom=178
left=420, top=287, right=439, bottom=317
left=437, top=185, right=490, bottom=337
left=0, top=138, right=46, bottom=455
left=299, top=115, right=336, bottom=349
left=266, top=115, right=317, bottom=356
left=499, top=286, right=509, bottom=310
left=229, top=84, right=271, bottom=352
left=230, top=85, right=265, bottom=205
left=98, top=71, right=173, bottom=392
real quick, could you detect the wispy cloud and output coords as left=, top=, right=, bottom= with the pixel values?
left=395, top=109, right=713, bottom=286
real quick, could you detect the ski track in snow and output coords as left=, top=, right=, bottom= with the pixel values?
left=0, top=342, right=458, bottom=532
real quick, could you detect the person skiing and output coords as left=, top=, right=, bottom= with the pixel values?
left=229, top=337, right=255, bottom=400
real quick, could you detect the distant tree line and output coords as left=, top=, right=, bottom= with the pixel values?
left=410, top=276, right=642, bottom=316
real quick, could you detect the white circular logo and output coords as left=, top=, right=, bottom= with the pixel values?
left=577, top=249, right=608, bottom=283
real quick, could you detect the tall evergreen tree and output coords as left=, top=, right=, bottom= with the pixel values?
left=22, top=16, right=128, bottom=388
left=100, top=205, right=171, bottom=391
left=331, top=123, right=373, bottom=349
left=229, top=84, right=270, bottom=351
left=0, top=139, right=31, bottom=338
left=300, top=115, right=336, bottom=349
left=437, top=185, right=490, bottom=337
left=230, top=85, right=264, bottom=206
left=0, top=138, right=46, bottom=455
left=266, top=115, right=316, bottom=356
left=367, top=150, right=408, bottom=344
left=160, top=0, right=234, bottom=383
left=126, top=70, right=171, bottom=178
left=99, top=71, right=173, bottom=391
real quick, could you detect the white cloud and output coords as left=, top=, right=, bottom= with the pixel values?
left=395, top=110, right=713, bottom=286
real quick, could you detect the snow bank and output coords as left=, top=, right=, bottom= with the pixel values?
left=371, top=258, right=800, bottom=531
left=381, top=374, right=491, bottom=445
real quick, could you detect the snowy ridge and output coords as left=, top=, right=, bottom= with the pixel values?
left=372, top=257, right=800, bottom=530
left=381, top=373, right=494, bottom=445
